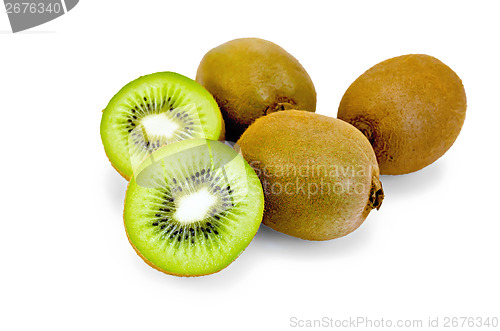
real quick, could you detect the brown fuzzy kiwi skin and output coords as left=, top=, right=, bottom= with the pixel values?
left=338, top=54, right=467, bottom=175
left=196, top=38, right=317, bottom=141
left=237, top=110, right=384, bottom=241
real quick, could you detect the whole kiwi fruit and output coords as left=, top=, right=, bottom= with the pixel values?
left=338, top=54, right=467, bottom=175
left=237, top=110, right=384, bottom=241
left=196, top=38, right=317, bottom=141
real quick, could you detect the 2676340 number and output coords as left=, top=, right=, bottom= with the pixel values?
left=5, top=2, right=62, bottom=14
left=443, top=317, right=498, bottom=328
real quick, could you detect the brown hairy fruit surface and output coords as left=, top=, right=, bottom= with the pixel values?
left=338, top=54, right=467, bottom=175
left=196, top=38, right=317, bottom=141
left=237, top=110, right=384, bottom=241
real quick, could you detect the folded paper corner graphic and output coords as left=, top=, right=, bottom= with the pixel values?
left=5, top=0, right=79, bottom=33
left=65, top=0, right=78, bottom=11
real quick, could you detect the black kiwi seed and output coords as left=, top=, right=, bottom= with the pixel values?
left=155, top=213, right=161, bottom=217
left=177, top=236, right=181, bottom=241
left=191, top=175, right=196, bottom=181
left=214, top=230, right=219, bottom=235
left=201, top=169, right=206, bottom=175
left=143, top=97, right=147, bottom=101
left=215, top=215, right=220, bottom=220
left=206, top=228, right=212, bottom=234
left=160, top=225, right=166, bottom=229
left=152, top=222, right=159, bottom=226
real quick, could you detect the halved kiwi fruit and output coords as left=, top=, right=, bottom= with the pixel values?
left=101, top=72, right=224, bottom=180
left=124, top=139, right=264, bottom=277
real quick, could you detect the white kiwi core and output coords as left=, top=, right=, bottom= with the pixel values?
left=174, top=188, right=217, bottom=224
left=140, top=113, right=179, bottom=138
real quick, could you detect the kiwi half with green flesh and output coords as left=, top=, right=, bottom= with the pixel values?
left=237, top=110, right=384, bottom=241
left=101, top=72, right=224, bottom=180
left=196, top=38, right=316, bottom=141
left=124, top=139, right=264, bottom=277
left=338, top=54, right=466, bottom=175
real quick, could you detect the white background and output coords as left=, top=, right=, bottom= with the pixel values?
left=1, top=1, right=499, bottom=330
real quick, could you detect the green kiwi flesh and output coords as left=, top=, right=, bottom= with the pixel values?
left=124, top=139, right=264, bottom=276
left=101, top=72, right=224, bottom=180
left=338, top=54, right=467, bottom=175
left=196, top=38, right=316, bottom=141
left=237, top=110, right=384, bottom=241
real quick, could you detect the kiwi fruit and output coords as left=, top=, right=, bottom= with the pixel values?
left=196, top=38, right=316, bottom=141
left=124, top=138, right=264, bottom=277
left=338, top=54, right=467, bottom=175
left=100, top=72, right=224, bottom=180
left=237, top=110, right=384, bottom=241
